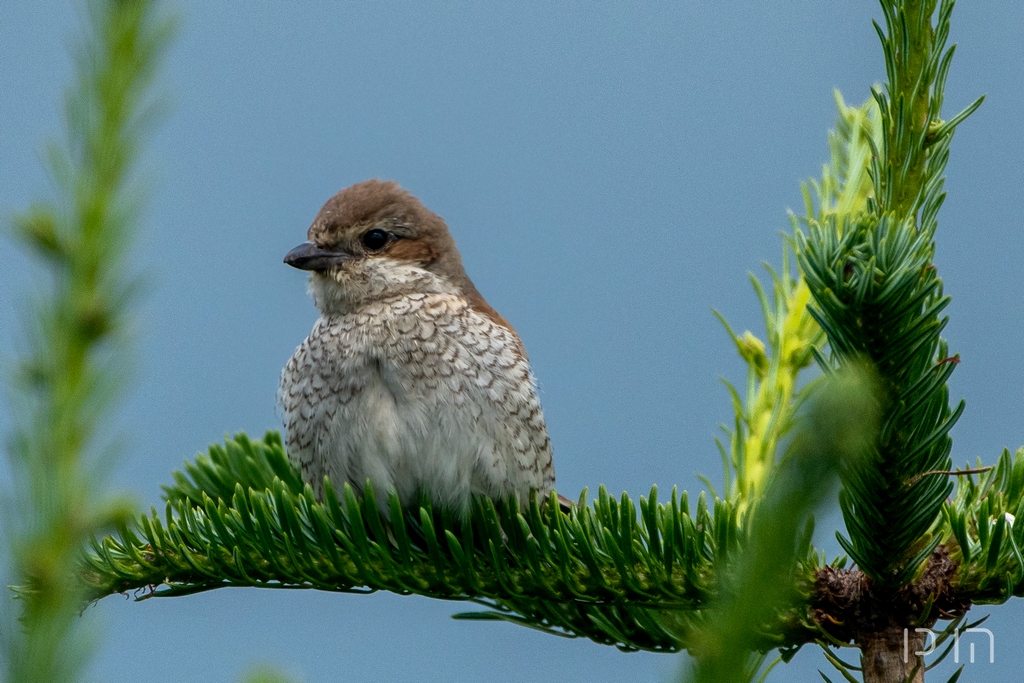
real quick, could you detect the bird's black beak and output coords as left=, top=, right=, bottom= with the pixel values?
left=284, top=241, right=352, bottom=271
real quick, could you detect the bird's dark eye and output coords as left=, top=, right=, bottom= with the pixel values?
left=361, top=228, right=390, bottom=251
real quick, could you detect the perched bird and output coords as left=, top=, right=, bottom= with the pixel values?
left=278, top=179, right=555, bottom=513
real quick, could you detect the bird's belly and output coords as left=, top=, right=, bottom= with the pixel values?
left=319, top=359, right=515, bottom=511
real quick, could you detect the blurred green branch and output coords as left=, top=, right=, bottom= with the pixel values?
left=688, top=368, right=880, bottom=683
left=2, top=1, right=174, bottom=682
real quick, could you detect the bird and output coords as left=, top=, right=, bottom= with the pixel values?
left=278, top=179, right=555, bottom=514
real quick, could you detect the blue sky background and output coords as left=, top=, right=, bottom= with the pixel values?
left=2, top=2, right=1023, bottom=681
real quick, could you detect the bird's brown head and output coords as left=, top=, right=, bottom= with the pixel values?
left=286, top=180, right=507, bottom=327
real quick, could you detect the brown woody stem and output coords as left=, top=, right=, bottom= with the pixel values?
left=860, top=627, right=923, bottom=683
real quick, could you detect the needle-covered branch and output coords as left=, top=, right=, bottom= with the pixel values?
left=85, top=432, right=723, bottom=652
left=797, top=0, right=981, bottom=591
left=945, top=447, right=1024, bottom=603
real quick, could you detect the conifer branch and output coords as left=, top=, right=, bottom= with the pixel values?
left=944, top=447, right=1024, bottom=603
left=85, top=432, right=722, bottom=652
left=797, top=0, right=979, bottom=590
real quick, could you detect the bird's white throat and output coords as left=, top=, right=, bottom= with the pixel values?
left=308, top=257, right=461, bottom=316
